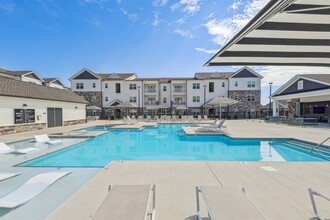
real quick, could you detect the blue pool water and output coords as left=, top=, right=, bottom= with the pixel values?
left=20, top=124, right=326, bottom=167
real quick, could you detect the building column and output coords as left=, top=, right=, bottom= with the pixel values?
left=272, top=100, right=278, bottom=116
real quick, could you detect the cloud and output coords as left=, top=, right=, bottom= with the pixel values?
left=254, top=66, right=330, bottom=88
left=229, top=0, right=243, bottom=10
left=204, top=0, right=269, bottom=46
left=171, top=0, right=203, bottom=15
left=195, top=47, right=218, bottom=54
left=174, top=29, right=195, bottom=38
left=0, top=1, right=15, bottom=13
left=152, top=12, right=162, bottom=27
left=152, top=0, right=168, bottom=7
left=120, top=8, right=139, bottom=22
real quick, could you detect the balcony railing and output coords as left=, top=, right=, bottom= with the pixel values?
left=173, top=101, right=186, bottom=105
left=144, top=101, right=158, bottom=105
left=173, top=89, right=186, bottom=93
left=144, top=89, right=157, bottom=93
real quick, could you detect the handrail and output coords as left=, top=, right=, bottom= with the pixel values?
left=310, top=136, right=330, bottom=153
left=308, top=188, right=330, bottom=220
left=104, top=116, right=111, bottom=130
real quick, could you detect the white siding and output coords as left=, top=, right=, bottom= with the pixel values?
left=21, top=76, right=43, bottom=85
left=159, top=83, right=171, bottom=105
left=228, top=78, right=261, bottom=91
left=47, top=82, right=65, bottom=89
left=71, top=79, right=101, bottom=92
left=102, top=81, right=143, bottom=107
left=0, top=96, right=86, bottom=127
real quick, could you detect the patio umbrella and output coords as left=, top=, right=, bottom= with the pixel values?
left=116, top=102, right=137, bottom=116
left=86, top=105, right=101, bottom=116
left=206, top=96, right=239, bottom=120
left=175, top=105, right=188, bottom=110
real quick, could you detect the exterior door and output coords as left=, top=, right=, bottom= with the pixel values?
left=47, top=108, right=63, bottom=128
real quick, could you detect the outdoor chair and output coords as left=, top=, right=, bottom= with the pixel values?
left=0, top=171, right=71, bottom=208
left=34, top=134, right=62, bottom=145
left=308, top=188, right=330, bottom=220
left=196, top=186, right=265, bottom=220
left=0, top=142, right=37, bottom=154
left=91, top=184, right=156, bottom=220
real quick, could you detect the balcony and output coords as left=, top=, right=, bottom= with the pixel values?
left=144, top=89, right=157, bottom=93
left=144, top=101, right=158, bottom=105
left=173, top=101, right=186, bottom=105
left=173, top=88, right=186, bottom=93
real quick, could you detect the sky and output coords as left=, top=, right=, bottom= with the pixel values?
left=1, top=0, right=329, bottom=105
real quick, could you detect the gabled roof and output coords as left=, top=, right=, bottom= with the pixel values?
left=195, top=67, right=263, bottom=79
left=69, top=68, right=101, bottom=80
left=105, top=73, right=136, bottom=80
left=0, top=76, right=88, bottom=104
left=272, top=74, right=330, bottom=97
left=0, top=70, right=45, bottom=82
left=43, top=78, right=65, bottom=86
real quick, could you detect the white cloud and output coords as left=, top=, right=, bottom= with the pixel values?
left=254, top=66, right=330, bottom=88
left=171, top=0, right=203, bottom=15
left=120, top=8, right=139, bottom=22
left=152, top=12, right=161, bottom=27
left=195, top=47, right=218, bottom=54
left=152, top=0, right=168, bottom=7
left=174, top=29, right=195, bottom=38
left=204, top=0, right=269, bottom=46
left=229, top=0, right=243, bottom=10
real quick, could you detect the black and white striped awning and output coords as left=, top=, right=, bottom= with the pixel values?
left=205, top=0, right=330, bottom=67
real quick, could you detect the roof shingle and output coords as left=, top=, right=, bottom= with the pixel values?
left=0, top=76, right=88, bottom=104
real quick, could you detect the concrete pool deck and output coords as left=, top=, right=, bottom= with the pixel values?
left=1, top=119, right=330, bottom=220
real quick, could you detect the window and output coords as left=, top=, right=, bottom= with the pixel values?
left=163, top=98, right=167, bottom=103
left=247, top=95, right=255, bottom=102
left=209, top=82, right=214, bottom=92
left=174, top=97, right=182, bottom=104
left=222, top=82, right=225, bottom=87
left=105, top=97, right=108, bottom=102
left=129, top=97, right=137, bottom=103
left=235, top=81, right=238, bottom=87
left=93, top=83, right=96, bottom=88
left=298, top=80, right=303, bottom=90
left=234, top=95, right=239, bottom=100
left=193, top=83, right=200, bottom=89
left=248, top=81, right=256, bottom=88
left=91, top=96, right=96, bottom=102
left=129, top=84, right=137, bottom=90
left=76, top=83, right=84, bottom=89
left=193, top=96, right=200, bottom=102
left=116, top=83, right=121, bottom=93
left=105, top=83, right=108, bottom=89
left=147, top=85, right=156, bottom=92
left=163, top=86, right=167, bottom=91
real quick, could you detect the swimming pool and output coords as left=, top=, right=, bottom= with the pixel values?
left=20, top=124, right=327, bottom=167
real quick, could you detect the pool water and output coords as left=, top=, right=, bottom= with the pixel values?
left=20, top=124, right=326, bottom=167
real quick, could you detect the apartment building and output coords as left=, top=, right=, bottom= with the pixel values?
left=70, top=67, right=262, bottom=118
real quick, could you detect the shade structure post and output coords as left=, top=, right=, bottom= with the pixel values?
left=219, top=104, right=222, bottom=120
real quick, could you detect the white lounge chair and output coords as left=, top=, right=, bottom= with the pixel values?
left=34, top=134, right=62, bottom=145
left=0, top=173, right=20, bottom=182
left=0, top=171, right=71, bottom=208
left=91, top=184, right=156, bottom=220
left=196, top=121, right=225, bottom=132
left=0, top=142, right=37, bottom=154
left=197, top=119, right=219, bottom=127
left=308, top=188, right=330, bottom=220
left=196, top=186, right=265, bottom=220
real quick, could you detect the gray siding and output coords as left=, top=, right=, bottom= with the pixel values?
left=277, top=79, right=329, bottom=96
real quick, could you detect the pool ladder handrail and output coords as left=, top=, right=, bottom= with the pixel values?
left=104, top=117, right=111, bottom=130
left=310, top=136, right=330, bottom=161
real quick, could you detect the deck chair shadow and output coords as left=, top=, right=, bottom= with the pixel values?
left=0, top=173, right=21, bottom=182
left=91, top=184, right=156, bottom=220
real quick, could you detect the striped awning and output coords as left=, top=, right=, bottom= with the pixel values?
left=205, top=0, right=330, bottom=67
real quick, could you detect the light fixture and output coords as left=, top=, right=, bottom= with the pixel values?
left=22, top=104, right=28, bottom=107
left=75, top=106, right=78, bottom=109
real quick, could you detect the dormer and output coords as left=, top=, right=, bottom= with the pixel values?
left=43, top=78, right=66, bottom=90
